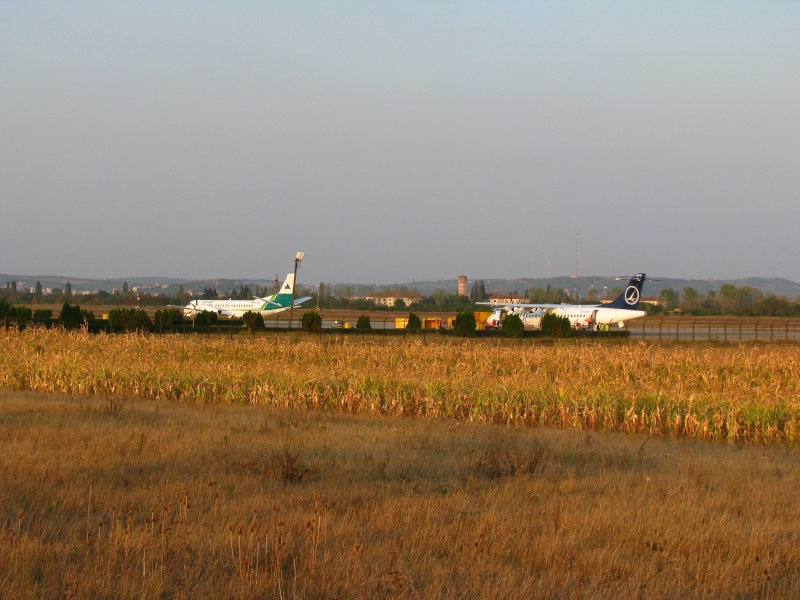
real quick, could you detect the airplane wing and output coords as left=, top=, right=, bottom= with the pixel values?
left=167, top=304, right=236, bottom=317
left=293, top=296, right=312, bottom=306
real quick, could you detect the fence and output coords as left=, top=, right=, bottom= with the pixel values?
left=24, top=314, right=800, bottom=343
left=627, top=317, right=800, bottom=342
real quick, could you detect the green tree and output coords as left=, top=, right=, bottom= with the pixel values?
left=475, top=280, right=486, bottom=302
left=300, top=311, right=322, bottom=333
left=738, top=286, right=762, bottom=314
left=242, top=310, right=265, bottom=330
left=470, top=281, right=479, bottom=301
left=682, top=287, right=700, bottom=311
left=705, top=290, right=720, bottom=313
left=394, top=298, right=407, bottom=309
left=35, top=281, right=43, bottom=301
left=659, top=288, right=680, bottom=311
left=527, top=287, right=546, bottom=302
left=756, top=295, right=791, bottom=317
left=502, top=313, right=524, bottom=339
left=453, top=311, right=477, bottom=337
left=433, top=289, right=448, bottom=311
left=718, top=285, right=740, bottom=313
left=65, top=282, right=72, bottom=299
left=175, top=285, right=188, bottom=305
left=406, top=312, right=422, bottom=332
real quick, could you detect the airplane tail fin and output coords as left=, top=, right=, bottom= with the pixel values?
left=271, top=274, right=295, bottom=307
left=603, top=273, right=646, bottom=310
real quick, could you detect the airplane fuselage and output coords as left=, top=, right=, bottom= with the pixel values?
left=488, top=305, right=646, bottom=330
left=486, top=305, right=647, bottom=329
left=181, top=299, right=291, bottom=319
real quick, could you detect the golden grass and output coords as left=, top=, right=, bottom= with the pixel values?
left=2, top=391, right=800, bottom=598
left=1, top=329, right=800, bottom=443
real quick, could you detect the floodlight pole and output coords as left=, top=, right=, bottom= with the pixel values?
left=288, top=251, right=304, bottom=330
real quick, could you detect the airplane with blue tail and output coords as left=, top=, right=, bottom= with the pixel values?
left=479, top=273, right=649, bottom=331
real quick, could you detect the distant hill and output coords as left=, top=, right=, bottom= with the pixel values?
left=0, top=274, right=284, bottom=297
left=3, top=273, right=800, bottom=301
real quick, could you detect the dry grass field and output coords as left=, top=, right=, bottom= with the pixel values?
left=2, top=329, right=800, bottom=597
left=2, top=390, right=800, bottom=598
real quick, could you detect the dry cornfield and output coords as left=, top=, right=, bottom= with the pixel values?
left=2, top=328, right=800, bottom=597
left=1, top=328, right=800, bottom=443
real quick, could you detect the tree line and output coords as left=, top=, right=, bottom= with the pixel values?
left=647, top=284, right=800, bottom=317
left=4, top=279, right=800, bottom=317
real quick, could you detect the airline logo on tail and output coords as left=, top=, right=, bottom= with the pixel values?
left=624, top=286, right=640, bottom=306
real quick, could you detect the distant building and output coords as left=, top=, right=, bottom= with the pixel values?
left=458, top=275, right=467, bottom=297
left=366, top=291, right=423, bottom=307
left=486, top=293, right=528, bottom=304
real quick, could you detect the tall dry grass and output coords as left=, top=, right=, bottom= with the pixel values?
left=1, top=328, right=799, bottom=442
left=2, top=391, right=800, bottom=598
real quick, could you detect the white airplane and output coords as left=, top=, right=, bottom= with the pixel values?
left=171, top=273, right=311, bottom=318
left=479, top=273, right=649, bottom=331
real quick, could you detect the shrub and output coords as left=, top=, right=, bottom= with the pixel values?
left=453, top=311, right=477, bottom=337
left=33, top=309, right=53, bottom=320
left=406, top=312, right=422, bottom=332
left=193, top=311, right=219, bottom=327
left=356, top=315, right=372, bottom=332
left=541, top=313, right=572, bottom=337
left=154, top=308, right=183, bottom=332
left=502, top=314, right=524, bottom=339
left=9, top=306, right=32, bottom=329
left=242, top=311, right=265, bottom=330
left=109, top=309, right=153, bottom=333
left=59, top=302, right=85, bottom=330
left=301, top=311, right=322, bottom=333
left=0, top=297, right=9, bottom=329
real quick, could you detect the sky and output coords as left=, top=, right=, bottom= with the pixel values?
left=1, top=1, right=798, bottom=285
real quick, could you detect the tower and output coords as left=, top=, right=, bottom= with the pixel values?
left=458, top=275, right=467, bottom=297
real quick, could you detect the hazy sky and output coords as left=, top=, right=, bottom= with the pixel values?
left=2, top=2, right=798, bottom=284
